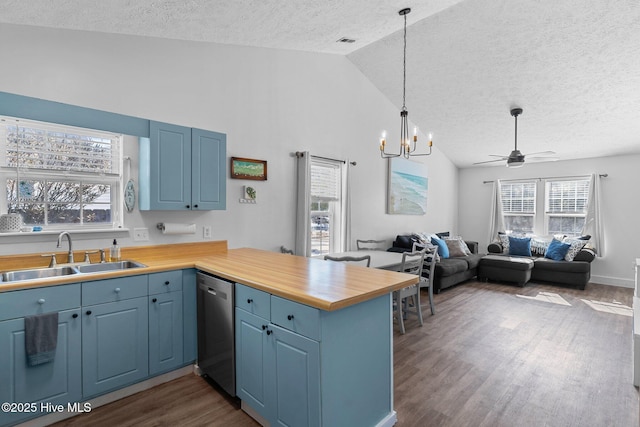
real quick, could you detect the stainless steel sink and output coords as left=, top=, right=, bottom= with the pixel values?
left=1, top=266, right=79, bottom=282
left=0, top=260, right=147, bottom=283
left=76, top=260, right=146, bottom=274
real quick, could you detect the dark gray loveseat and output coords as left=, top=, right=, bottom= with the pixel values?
left=484, top=241, right=596, bottom=289
left=389, top=234, right=484, bottom=293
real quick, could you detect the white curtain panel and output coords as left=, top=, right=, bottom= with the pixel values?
left=487, top=179, right=505, bottom=244
left=343, top=160, right=352, bottom=251
left=295, top=152, right=311, bottom=256
left=582, top=173, right=605, bottom=257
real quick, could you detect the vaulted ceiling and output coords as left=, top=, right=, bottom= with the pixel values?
left=2, top=0, right=639, bottom=168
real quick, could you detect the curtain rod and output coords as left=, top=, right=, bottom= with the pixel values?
left=295, top=151, right=356, bottom=166
left=483, top=173, right=608, bottom=184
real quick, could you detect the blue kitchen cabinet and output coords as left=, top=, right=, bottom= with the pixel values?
left=235, top=307, right=271, bottom=420
left=236, top=308, right=322, bottom=426
left=139, top=121, right=226, bottom=211
left=148, top=270, right=184, bottom=375
left=0, top=283, right=82, bottom=426
left=235, top=285, right=321, bottom=427
left=235, top=283, right=393, bottom=427
left=182, top=269, right=197, bottom=363
left=81, top=276, right=149, bottom=398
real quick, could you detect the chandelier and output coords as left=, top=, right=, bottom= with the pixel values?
left=380, top=8, right=433, bottom=159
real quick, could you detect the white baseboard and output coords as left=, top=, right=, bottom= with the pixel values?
left=376, top=410, right=398, bottom=427
left=17, top=365, right=194, bottom=427
left=590, top=275, right=634, bottom=288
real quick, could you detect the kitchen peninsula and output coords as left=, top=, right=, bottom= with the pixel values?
left=0, top=241, right=417, bottom=427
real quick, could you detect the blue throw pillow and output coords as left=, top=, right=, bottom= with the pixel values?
left=431, top=236, right=449, bottom=259
left=508, top=236, right=532, bottom=256
left=545, top=239, right=571, bottom=261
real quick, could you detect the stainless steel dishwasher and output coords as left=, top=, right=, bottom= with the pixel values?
left=197, top=272, right=235, bottom=396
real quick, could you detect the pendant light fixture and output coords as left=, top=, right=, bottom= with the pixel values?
left=380, top=7, right=432, bottom=159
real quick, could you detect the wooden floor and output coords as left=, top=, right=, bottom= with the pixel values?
left=52, top=280, right=639, bottom=427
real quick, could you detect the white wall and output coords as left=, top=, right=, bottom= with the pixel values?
left=0, top=23, right=459, bottom=256
left=458, top=155, right=640, bottom=287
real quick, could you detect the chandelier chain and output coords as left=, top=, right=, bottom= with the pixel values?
left=402, top=12, right=407, bottom=110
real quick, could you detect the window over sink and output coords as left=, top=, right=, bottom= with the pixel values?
left=0, top=116, right=123, bottom=231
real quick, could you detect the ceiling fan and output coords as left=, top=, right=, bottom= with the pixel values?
left=474, top=108, right=557, bottom=168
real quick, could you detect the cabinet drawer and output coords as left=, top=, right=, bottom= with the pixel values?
left=82, top=275, right=148, bottom=306
left=271, top=296, right=320, bottom=341
left=0, top=284, right=81, bottom=321
left=235, top=283, right=270, bottom=319
left=149, top=270, right=183, bottom=294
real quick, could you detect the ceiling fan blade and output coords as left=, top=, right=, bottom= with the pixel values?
left=524, top=151, right=556, bottom=156
left=488, top=154, right=507, bottom=158
left=473, top=158, right=507, bottom=165
left=528, top=156, right=559, bottom=162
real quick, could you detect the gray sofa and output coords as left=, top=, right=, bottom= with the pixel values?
left=483, top=241, right=596, bottom=289
left=388, top=234, right=484, bottom=293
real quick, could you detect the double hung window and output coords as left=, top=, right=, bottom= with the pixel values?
left=309, top=159, right=343, bottom=256
left=0, top=116, right=123, bottom=230
left=500, top=181, right=536, bottom=234
left=545, top=178, right=590, bottom=236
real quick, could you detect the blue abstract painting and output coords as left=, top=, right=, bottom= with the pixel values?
left=387, top=157, right=428, bottom=215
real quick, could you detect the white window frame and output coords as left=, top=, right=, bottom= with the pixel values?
left=309, top=158, right=344, bottom=256
left=500, top=180, right=536, bottom=234
left=0, top=116, right=123, bottom=231
left=544, top=177, right=590, bottom=237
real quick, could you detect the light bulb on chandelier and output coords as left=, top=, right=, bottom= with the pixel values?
left=380, top=7, right=433, bottom=159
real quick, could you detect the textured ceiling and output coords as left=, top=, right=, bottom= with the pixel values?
left=1, top=0, right=639, bottom=168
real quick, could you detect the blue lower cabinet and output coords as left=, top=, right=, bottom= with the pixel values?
left=235, top=308, right=271, bottom=420
left=149, top=291, right=183, bottom=375
left=0, top=308, right=82, bottom=427
left=235, top=283, right=394, bottom=427
left=235, top=291, right=321, bottom=427
left=270, top=324, right=320, bottom=427
left=82, top=297, right=149, bottom=398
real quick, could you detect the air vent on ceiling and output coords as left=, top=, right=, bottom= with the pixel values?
left=336, top=37, right=356, bottom=43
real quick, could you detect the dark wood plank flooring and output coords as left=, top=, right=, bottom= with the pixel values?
left=52, top=280, right=639, bottom=427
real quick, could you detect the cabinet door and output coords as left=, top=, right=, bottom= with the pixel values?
left=82, top=297, right=148, bottom=398
left=235, top=308, right=272, bottom=421
left=0, top=309, right=82, bottom=426
left=270, top=324, right=321, bottom=427
left=191, top=128, right=226, bottom=210
left=146, top=121, right=192, bottom=210
left=149, top=291, right=183, bottom=375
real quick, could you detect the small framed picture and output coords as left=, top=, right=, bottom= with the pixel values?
left=230, top=157, right=268, bottom=180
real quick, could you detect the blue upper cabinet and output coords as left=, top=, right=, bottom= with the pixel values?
left=139, top=121, right=226, bottom=210
left=192, top=128, right=226, bottom=210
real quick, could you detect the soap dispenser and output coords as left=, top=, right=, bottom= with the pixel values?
left=110, top=239, right=121, bottom=262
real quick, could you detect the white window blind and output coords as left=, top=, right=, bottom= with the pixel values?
left=500, top=181, right=536, bottom=213
left=310, top=161, right=340, bottom=201
left=0, top=116, right=123, bottom=229
left=546, top=179, right=589, bottom=213
left=1, top=117, right=120, bottom=176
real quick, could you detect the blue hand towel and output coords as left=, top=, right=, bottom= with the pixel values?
left=24, top=312, right=58, bottom=366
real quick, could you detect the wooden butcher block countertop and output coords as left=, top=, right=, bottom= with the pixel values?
left=0, top=241, right=417, bottom=311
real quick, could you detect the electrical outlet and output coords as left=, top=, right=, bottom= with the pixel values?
left=203, top=226, right=212, bottom=240
left=133, top=227, right=149, bottom=241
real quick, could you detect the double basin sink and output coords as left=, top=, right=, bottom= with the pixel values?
left=0, top=260, right=146, bottom=283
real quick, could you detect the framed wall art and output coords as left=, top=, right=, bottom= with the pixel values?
left=230, top=157, right=267, bottom=180
left=387, top=157, right=428, bottom=215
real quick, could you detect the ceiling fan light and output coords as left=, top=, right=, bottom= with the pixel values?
left=507, top=160, right=524, bottom=168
